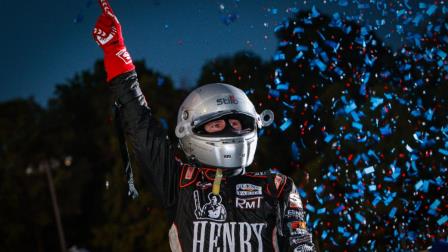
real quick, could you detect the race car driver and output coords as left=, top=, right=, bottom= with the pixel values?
left=92, top=0, right=316, bottom=251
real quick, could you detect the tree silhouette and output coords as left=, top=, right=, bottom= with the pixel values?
left=0, top=60, right=183, bottom=251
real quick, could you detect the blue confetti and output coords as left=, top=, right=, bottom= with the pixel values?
left=430, top=199, right=440, bottom=210
left=363, top=166, right=375, bottom=174
left=291, top=142, right=299, bottom=161
left=437, top=216, right=448, bottom=226
left=345, top=101, right=357, bottom=113
left=277, top=83, right=289, bottom=90
left=370, top=97, right=384, bottom=110
left=220, top=13, right=239, bottom=25
left=372, top=196, right=381, bottom=207
left=279, top=118, right=292, bottom=131
left=437, top=50, right=447, bottom=59
left=424, top=109, right=434, bottom=121
left=293, top=27, right=304, bottom=34
left=317, top=208, right=326, bottom=214
left=312, top=59, right=327, bottom=71
left=322, top=230, right=328, bottom=239
left=396, top=9, right=406, bottom=18
left=273, top=52, right=286, bottom=61
left=333, top=205, right=344, bottom=214
left=314, top=185, right=324, bottom=195
left=338, top=0, right=348, bottom=7
left=296, top=45, right=309, bottom=51
left=324, top=133, right=334, bottom=143
left=352, top=122, right=363, bottom=131
left=357, top=3, right=370, bottom=9
left=389, top=207, right=397, bottom=218
left=380, top=125, right=392, bottom=136
left=355, top=213, right=366, bottom=224
left=306, top=204, right=316, bottom=213
left=438, top=149, right=448, bottom=156
left=273, top=24, right=284, bottom=33
left=426, top=5, right=437, bottom=16
left=350, top=111, right=360, bottom=122
left=290, top=95, right=301, bottom=101
left=311, top=5, right=320, bottom=17
left=415, top=180, right=423, bottom=191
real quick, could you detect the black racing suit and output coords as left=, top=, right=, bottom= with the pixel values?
left=110, top=70, right=316, bottom=252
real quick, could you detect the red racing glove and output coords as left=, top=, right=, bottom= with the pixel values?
left=93, top=0, right=135, bottom=81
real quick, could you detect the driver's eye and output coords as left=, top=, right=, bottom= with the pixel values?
left=228, top=119, right=242, bottom=130
left=204, top=119, right=225, bottom=133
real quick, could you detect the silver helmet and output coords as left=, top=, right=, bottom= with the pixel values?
left=175, top=83, right=274, bottom=169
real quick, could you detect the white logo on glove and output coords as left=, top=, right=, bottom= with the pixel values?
left=93, top=27, right=116, bottom=45
left=116, top=48, right=132, bottom=64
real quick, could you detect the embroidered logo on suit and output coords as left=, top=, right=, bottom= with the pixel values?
left=193, top=190, right=227, bottom=222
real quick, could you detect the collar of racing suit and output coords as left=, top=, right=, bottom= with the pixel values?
left=199, top=167, right=245, bottom=181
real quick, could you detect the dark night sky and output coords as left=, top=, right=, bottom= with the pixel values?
left=0, top=0, right=299, bottom=104
left=0, top=0, right=426, bottom=105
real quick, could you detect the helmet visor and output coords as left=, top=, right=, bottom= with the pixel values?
left=193, top=113, right=256, bottom=137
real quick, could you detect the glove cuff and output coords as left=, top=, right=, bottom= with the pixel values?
left=104, top=46, right=135, bottom=82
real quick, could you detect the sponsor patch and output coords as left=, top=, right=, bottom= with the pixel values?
left=185, top=166, right=195, bottom=179
left=194, top=191, right=227, bottom=222
left=289, top=193, right=303, bottom=209
left=289, top=235, right=314, bottom=247
left=286, top=209, right=305, bottom=220
left=290, top=221, right=307, bottom=229
left=235, top=196, right=263, bottom=209
left=274, top=175, right=283, bottom=189
left=236, top=183, right=262, bottom=196
left=290, top=235, right=312, bottom=246
left=196, top=181, right=212, bottom=189
left=288, top=224, right=309, bottom=236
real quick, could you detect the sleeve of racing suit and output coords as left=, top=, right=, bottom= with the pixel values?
left=109, top=70, right=179, bottom=216
left=277, top=178, right=316, bottom=252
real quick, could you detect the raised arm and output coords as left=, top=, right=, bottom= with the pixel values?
left=92, top=0, right=179, bottom=217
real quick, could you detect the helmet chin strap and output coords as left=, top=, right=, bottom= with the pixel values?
left=212, top=169, right=223, bottom=195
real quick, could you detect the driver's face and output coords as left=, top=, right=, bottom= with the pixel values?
left=204, top=118, right=242, bottom=133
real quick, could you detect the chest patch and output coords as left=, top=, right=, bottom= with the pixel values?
left=193, top=190, right=227, bottom=222
left=235, top=183, right=262, bottom=196
left=196, top=181, right=212, bottom=189
left=235, top=196, right=263, bottom=209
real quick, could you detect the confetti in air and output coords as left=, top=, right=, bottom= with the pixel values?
left=73, top=0, right=94, bottom=23
left=218, top=1, right=240, bottom=25
left=265, top=0, right=447, bottom=250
